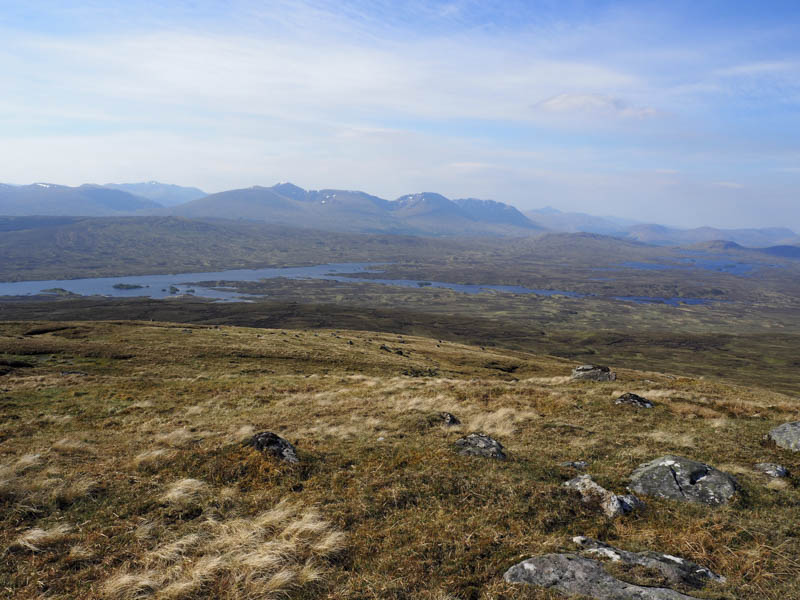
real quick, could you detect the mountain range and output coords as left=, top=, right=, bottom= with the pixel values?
left=1, top=180, right=798, bottom=247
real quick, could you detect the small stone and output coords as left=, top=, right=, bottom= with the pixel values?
left=615, top=392, right=654, bottom=408
left=454, top=433, right=506, bottom=459
left=767, top=422, right=800, bottom=451
left=246, top=431, right=299, bottom=463
left=571, top=365, right=616, bottom=382
left=564, top=474, right=644, bottom=518
left=560, top=460, right=589, bottom=470
left=754, top=462, right=789, bottom=478
left=629, top=455, right=738, bottom=506
left=440, top=412, right=460, bottom=426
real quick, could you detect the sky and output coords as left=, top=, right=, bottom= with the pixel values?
left=2, top=0, right=800, bottom=229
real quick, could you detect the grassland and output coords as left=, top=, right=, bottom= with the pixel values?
left=1, top=321, right=799, bottom=599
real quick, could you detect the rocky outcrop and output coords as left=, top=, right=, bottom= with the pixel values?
left=572, top=365, right=616, bottom=382
left=754, top=462, right=789, bottom=478
left=454, top=433, right=506, bottom=459
left=246, top=431, right=299, bottom=463
left=615, top=392, right=654, bottom=408
left=503, top=537, right=724, bottom=599
left=767, top=422, right=800, bottom=451
left=564, top=475, right=644, bottom=518
left=629, top=455, right=738, bottom=506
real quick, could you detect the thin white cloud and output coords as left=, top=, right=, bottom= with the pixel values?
left=711, top=181, right=745, bottom=189
left=535, top=93, right=658, bottom=118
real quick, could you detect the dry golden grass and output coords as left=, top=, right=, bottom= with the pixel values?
left=102, top=500, right=343, bottom=600
left=1, top=320, right=799, bottom=599
left=12, top=524, right=73, bottom=552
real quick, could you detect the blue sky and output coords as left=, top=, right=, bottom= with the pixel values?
left=2, top=0, right=799, bottom=229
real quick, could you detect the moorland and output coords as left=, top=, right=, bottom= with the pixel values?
left=1, top=207, right=800, bottom=599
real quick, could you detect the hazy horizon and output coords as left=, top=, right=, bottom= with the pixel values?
left=3, top=1, right=800, bottom=230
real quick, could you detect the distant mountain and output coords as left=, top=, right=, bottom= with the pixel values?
left=525, top=207, right=799, bottom=248
left=627, top=225, right=800, bottom=247
left=104, top=181, right=207, bottom=206
left=170, top=184, right=543, bottom=236
left=524, top=207, right=631, bottom=235
left=0, top=183, right=162, bottom=216
left=453, top=198, right=537, bottom=228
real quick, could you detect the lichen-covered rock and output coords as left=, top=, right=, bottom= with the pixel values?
left=246, top=431, right=299, bottom=463
left=573, top=537, right=725, bottom=588
left=504, top=538, right=724, bottom=599
left=454, top=433, right=506, bottom=459
left=767, top=422, right=800, bottom=451
left=754, top=462, right=789, bottom=478
left=564, top=474, right=644, bottom=518
left=615, top=392, right=654, bottom=408
left=505, top=554, right=697, bottom=599
left=629, top=455, right=738, bottom=506
left=572, top=365, right=616, bottom=382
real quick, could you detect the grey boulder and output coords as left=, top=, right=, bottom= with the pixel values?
left=564, top=474, right=644, bottom=518
left=572, top=364, right=616, bottom=382
left=767, top=422, right=800, bottom=451
left=616, top=392, right=654, bottom=408
left=629, top=455, right=738, bottom=506
left=246, top=431, right=299, bottom=463
left=504, top=537, right=724, bottom=599
left=573, top=537, right=725, bottom=588
left=454, top=433, right=506, bottom=459
left=754, top=462, right=789, bottom=478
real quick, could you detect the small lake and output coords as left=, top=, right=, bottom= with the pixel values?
left=0, top=263, right=721, bottom=307
left=0, top=263, right=583, bottom=301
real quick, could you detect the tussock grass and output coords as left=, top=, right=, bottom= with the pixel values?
left=161, top=479, right=208, bottom=508
left=102, top=500, right=343, bottom=600
left=12, top=524, right=73, bottom=552
left=133, top=449, right=176, bottom=470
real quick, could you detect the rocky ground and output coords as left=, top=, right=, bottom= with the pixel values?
left=1, top=321, right=799, bottom=599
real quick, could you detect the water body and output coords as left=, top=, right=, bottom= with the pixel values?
left=0, top=263, right=720, bottom=307
left=0, top=263, right=582, bottom=301
left=614, top=296, right=713, bottom=307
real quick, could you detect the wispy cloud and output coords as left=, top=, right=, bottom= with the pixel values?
left=535, top=94, right=658, bottom=118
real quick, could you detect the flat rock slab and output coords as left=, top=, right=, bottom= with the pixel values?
left=454, top=433, right=506, bottom=459
left=629, top=455, right=738, bottom=506
left=504, top=538, right=724, bottom=599
left=572, top=364, right=616, bottom=382
left=767, top=422, right=800, bottom=451
left=564, top=474, right=644, bottom=518
left=573, top=537, right=725, bottom=588
left=505, top=554, right=698, bottom=599
left=247, top=431, right=299, bottom=463
left=754, top=462, right=789, bottom=478
left=616, top=392, right=654, bottom=408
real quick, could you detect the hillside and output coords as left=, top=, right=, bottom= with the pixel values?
left=104, top=182, right=207, bottom=207
left=0, top=215, right=479, bottom=282
left=1, top=321, right=798, bottom=598
left=0, top=184, right=161, bottom=216
left=170, top=184, right=544, bottom=236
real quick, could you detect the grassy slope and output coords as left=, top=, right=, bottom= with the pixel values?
left=1, top=321, right=799, bottom=599
left=1, top=296, right=799, bottom=395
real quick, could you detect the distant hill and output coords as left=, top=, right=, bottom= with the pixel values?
left=626, top=224, right=800, bottom=247
left=104, top=181, right=207, bottom=206
left=525, top=207, right=631, bottom=235
left=170, top=183, right=544, bottom=236
left=0, top=183, right=161, bottom=216
left=525, top=206, right=799, bottom=248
